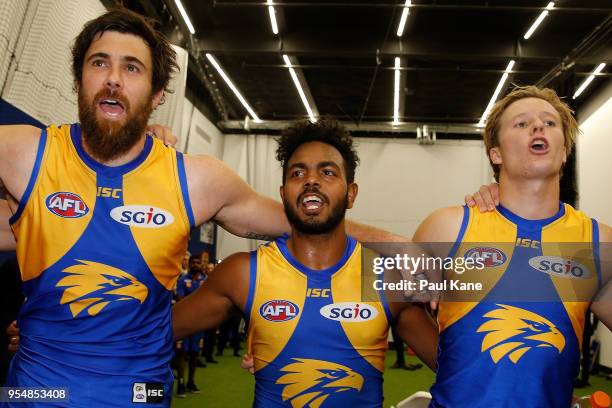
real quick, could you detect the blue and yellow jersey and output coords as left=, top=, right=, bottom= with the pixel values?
left=246, top=235, right=393, bottom=407
left=431, top=203, right=601, bottom=408
left=176, top=272, right=205, bottom=299
left=6, top=123, right=194, bottom=407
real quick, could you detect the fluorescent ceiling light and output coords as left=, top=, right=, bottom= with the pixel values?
left=478, top=60, right=515, bottom=127
left=267, top=0, right=279, bottom=35
left=393, top=57, right=401, bottom=124
left=283, top=55, right=317, bottom=123
left=573, top=63, right=606, bottom=99
left=396, top=0, right=412, bottom=37
left=174, top=0, right=195, bottom=35
left=205, top=53, right=261, bottom=122
left=523, top=2, right=554, bottom=40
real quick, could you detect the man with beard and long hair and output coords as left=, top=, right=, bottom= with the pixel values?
left=172, top=120, right=440, bottom=407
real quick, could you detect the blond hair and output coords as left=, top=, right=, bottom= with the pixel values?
left=483, top=85, right=579, bottom=181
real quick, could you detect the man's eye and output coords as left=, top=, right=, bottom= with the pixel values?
left=126, top=64, right=139, bottom=73
left=544, top=120, right=556, bottom=127
left=92, top=60, right=105, bottom=67
left=515, top=121, right=527, bottom=128
left=323, top=169, right=335, bottom=176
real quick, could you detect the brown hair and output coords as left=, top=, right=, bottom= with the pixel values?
left=71, top=7, right=178, bottom=96
left=483, top=85, right=579, bottom=181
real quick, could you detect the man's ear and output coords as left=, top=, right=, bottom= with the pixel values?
left=346, top=183, right=358, bottom=209
left=152, top=89, right=164, bottom=109
left=489, top=147, right=502, bottom=165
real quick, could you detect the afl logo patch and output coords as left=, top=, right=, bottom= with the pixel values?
left=110, top=205, right=174, bottom=228
left=45, top=192, right=89, bottom=218
left=259, top=300, right=300, bottom=322
left=465, top=247, right=507, bottom=267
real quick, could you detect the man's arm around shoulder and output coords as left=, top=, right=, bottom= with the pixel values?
left=173, top=252, right=251, bottom=340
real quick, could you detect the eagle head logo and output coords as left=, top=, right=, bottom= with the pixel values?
left=276, top=358, right=364, bottom=408
left=56, top=260, right=148, bottom=317
left=477, top=304, right=565, bottom=364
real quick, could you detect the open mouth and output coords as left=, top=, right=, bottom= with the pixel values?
left=299, top=193, right=327, bottom=214
left=98, top=98, right=126, bottom=117
left=529, top=138, right=549, bottom=154
left=302, top=194, right=324, bottom=210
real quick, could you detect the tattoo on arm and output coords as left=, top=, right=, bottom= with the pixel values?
left=245, top=232, right=278, bottom=241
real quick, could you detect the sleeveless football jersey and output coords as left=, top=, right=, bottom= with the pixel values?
left=246, top=235, right=393, bottom=407
left=431, top=203, right=601, bottom=408
left=6, top=123, right=194, bottom=407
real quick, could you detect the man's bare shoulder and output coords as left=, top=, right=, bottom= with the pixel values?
left=413, top=205, right=465, bottom=243
left=183, top=153, right=229, bottom=176
left=0, top=125, right=44, bottom=202
left=599, top=221, right=612, bottom=243
left=207, top=252, right=252, bottom=311
left=0, top=124, right=41, bottom=141
left=597, top=222, right=612, bottom=279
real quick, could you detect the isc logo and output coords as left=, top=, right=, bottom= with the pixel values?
left=528, top=256, right=590, bottom=279
left=45, top=192, right=89, bottom=218
left=259, top=300, right=300, bottom=322
left=516, top=238, right=540, bottom=249
left=132, top=382, right=164, bottom=404
left=464, top=247, right=507, bottom=267
left=96, top=187, right=122, bottom=199
left=306, top=288, right=330, bottom=298
left=110, top=205, right=174, bottom=228
left=319, top=303, right=378, bottom=322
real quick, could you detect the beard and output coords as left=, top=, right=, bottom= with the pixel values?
left=78, top=87, right=153, bottom=162
left=283, top=189, right=348, bottom=235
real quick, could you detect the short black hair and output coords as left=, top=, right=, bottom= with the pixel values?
left=72, top=7, right=178, bottom=95
left=276, top=120, right=359, bottom=183
left=188, top=255, right=200, bottom=263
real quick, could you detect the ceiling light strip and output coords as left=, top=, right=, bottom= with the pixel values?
left=283, top=55, right=317, bottom=123
left=206, top=53, right=261, bottom=122
left=478, top=60, right=515, bottom=127
left=523, top=2, right=554, bottom=40
left=174, top=0, right=195, bottom=35
left=573, top=63, right=606, bottom=99
left=396, top=0, right=412, bottom=37
left=267, top=0, right=279, bottom=35
left=393, top=57, right=401, bottom=124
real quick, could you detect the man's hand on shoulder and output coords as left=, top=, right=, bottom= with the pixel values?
left=146, top=124, right=177, bottom=148
left=465, top=182, right=499, bottom=212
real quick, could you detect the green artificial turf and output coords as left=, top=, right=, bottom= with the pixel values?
left=171, top=348, right=612, bottom=407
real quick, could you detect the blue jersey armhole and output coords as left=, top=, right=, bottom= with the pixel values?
left=592, top=218, right=602, bottom=289
left=244, top=250, right=258, bottom=326
left=176, top=152, right=195, bottom=228
left=10, top=128, right=47, bottom=225
left=447, top=205, right=470, bottom=258
left=377, top=283, right=395, bottom=326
